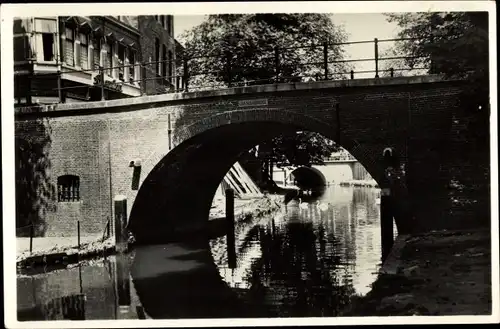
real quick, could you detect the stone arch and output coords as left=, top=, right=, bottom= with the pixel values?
left=129, top=108, right=386, bottom=244
left=289, top=166, right=327, bottom=190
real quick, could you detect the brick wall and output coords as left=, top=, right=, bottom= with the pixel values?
left=15, top=78, right=479, bottom=240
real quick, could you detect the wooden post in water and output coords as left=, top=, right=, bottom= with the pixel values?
left=116, top=253, right=131, bottom=313
left=77, top=221, right=81, bottom=249
left=29, top=224, right=34, bottom=254
left=380, top=188, right=394, bottom=262
left=114, top=195, right=128, bottom=254
left=226, top=188, right=236, bottom=269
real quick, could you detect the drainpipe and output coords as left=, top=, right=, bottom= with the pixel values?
left=108, top=119, right=114, bottom=236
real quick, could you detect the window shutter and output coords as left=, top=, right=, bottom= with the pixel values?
left=79, top=34, right=88, bottom=69
left=75, top=41, right=81, bottom=67
left=93, top=39, right=100, bottom=70
left=64, top=27, right=74, bottom=66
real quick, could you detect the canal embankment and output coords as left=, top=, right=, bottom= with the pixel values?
left=341, top=228, right=492, bottom=316
left=16, top=194, right=283, bottom=271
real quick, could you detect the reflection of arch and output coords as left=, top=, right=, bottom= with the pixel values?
left=128, top=109, right=385, bottom=244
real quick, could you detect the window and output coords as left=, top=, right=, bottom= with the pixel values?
left=42, top=33, right=54, bottom=61
left=168, top=50, right=173, bottom=81
left=168, top=15, right=173, bottom=36
left=14, top=35, right=31, bottom=61
left=162, top=44, right=167, bottom=78
left=166, top=16, right=171, bottom=36
left=128, top=50, right=135, bottom=83
left=64, top=27, right=74, bottom=66
left=93, top=38, right=101, bottom=70
left=79, top=33, right=88, bottom=69
left=118, top=44, right=125, bottom=81
left=57, top=175, right=80, bottom=202
left=155, top=37, right=160, bottom=75
left=104, top=40, right=113, bottom=76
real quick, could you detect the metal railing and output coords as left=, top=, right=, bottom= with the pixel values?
left=23, top=37, right=434, bottom=103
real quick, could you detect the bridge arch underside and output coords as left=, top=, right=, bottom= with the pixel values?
left=129, top=112, right=387, bottom=245
left=289, top=166, right=327, bottom=192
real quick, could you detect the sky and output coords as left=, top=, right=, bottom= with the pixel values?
left=174, top=13, right=401, bottom=77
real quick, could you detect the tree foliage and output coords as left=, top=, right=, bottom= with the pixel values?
left=179, top=14, right=348, bottom=168
left=179, top=14, right=352, bottom=88
left=257, top=131, right=340, bottom=167
left=385, top=12, right=489, bottom=92
left=15, top=119, right=56, bottom=236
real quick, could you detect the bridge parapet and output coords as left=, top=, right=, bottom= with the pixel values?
left=14, top=75, right=455, bottom=117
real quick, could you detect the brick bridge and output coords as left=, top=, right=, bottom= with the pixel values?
left=15, top=75, right=468, bottom=243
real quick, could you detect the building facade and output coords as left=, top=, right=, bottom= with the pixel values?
left=138, top=15, right=177, bottom=95
left=13, top=15, right=177, bottom=106
left=14, top=15, right=179, bottom=238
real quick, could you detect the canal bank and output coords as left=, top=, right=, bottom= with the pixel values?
left=16, top=194, right=283, bottom=271
left=341, top=228, right=492, bottom=316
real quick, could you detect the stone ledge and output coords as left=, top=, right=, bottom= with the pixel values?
left=15, top=75, right=459, bottom=116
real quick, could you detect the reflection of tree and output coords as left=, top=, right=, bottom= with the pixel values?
left=15, top=118, right=56, bottom=236
left=242, top=220, right=357, bottom=317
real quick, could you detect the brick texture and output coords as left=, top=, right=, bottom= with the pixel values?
left=138, top=16, right=176, bottom=95
left=15, top=78, right=483, bottom=241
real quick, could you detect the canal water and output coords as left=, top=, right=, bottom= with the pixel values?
left=17, top=185, right=392, bottom=320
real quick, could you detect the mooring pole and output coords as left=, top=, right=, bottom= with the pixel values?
left=380, top=187, right=394, bottom=262
left=114, top=195, right=128, bottom=254
left=226, top=188, right=236, bottom=269
left=29, top=223, right=34, bottom=254
left=116, top=253, right=131, bottom=312
left=77, top=220, right=81, bottom=249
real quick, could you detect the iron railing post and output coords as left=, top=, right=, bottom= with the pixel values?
left=323, top=42, right=329, bottom=81
left=275, top=46, right=280, bottom=83
left=374, top=38, right=379, bottom=78
left=183, top=57, right=189, bottom=92
left=99, top=65, right=105, bottom=101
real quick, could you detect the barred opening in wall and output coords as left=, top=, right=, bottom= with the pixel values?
left=57, top=175, right=80, bottom=202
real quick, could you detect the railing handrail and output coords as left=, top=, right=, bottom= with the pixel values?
left=18, top=36, right=443, bottom=103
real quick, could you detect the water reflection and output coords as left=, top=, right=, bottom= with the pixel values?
left=210, top=185, right=384, bottom=317
left=17, top=186, right=385, bottom=320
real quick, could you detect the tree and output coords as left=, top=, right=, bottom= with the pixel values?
left=378, top=47, right=427, bottom=78
left=386, top=12, right=488, bottom=79
left=15, top=119, right=56, bottom=237
left=260, top=131, right=340, bottom=167
left=385, top=12, right=489, bottom=144
left=178, top=14, right=348, bottom=181
left=179, top=14, right=352, bottom=89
